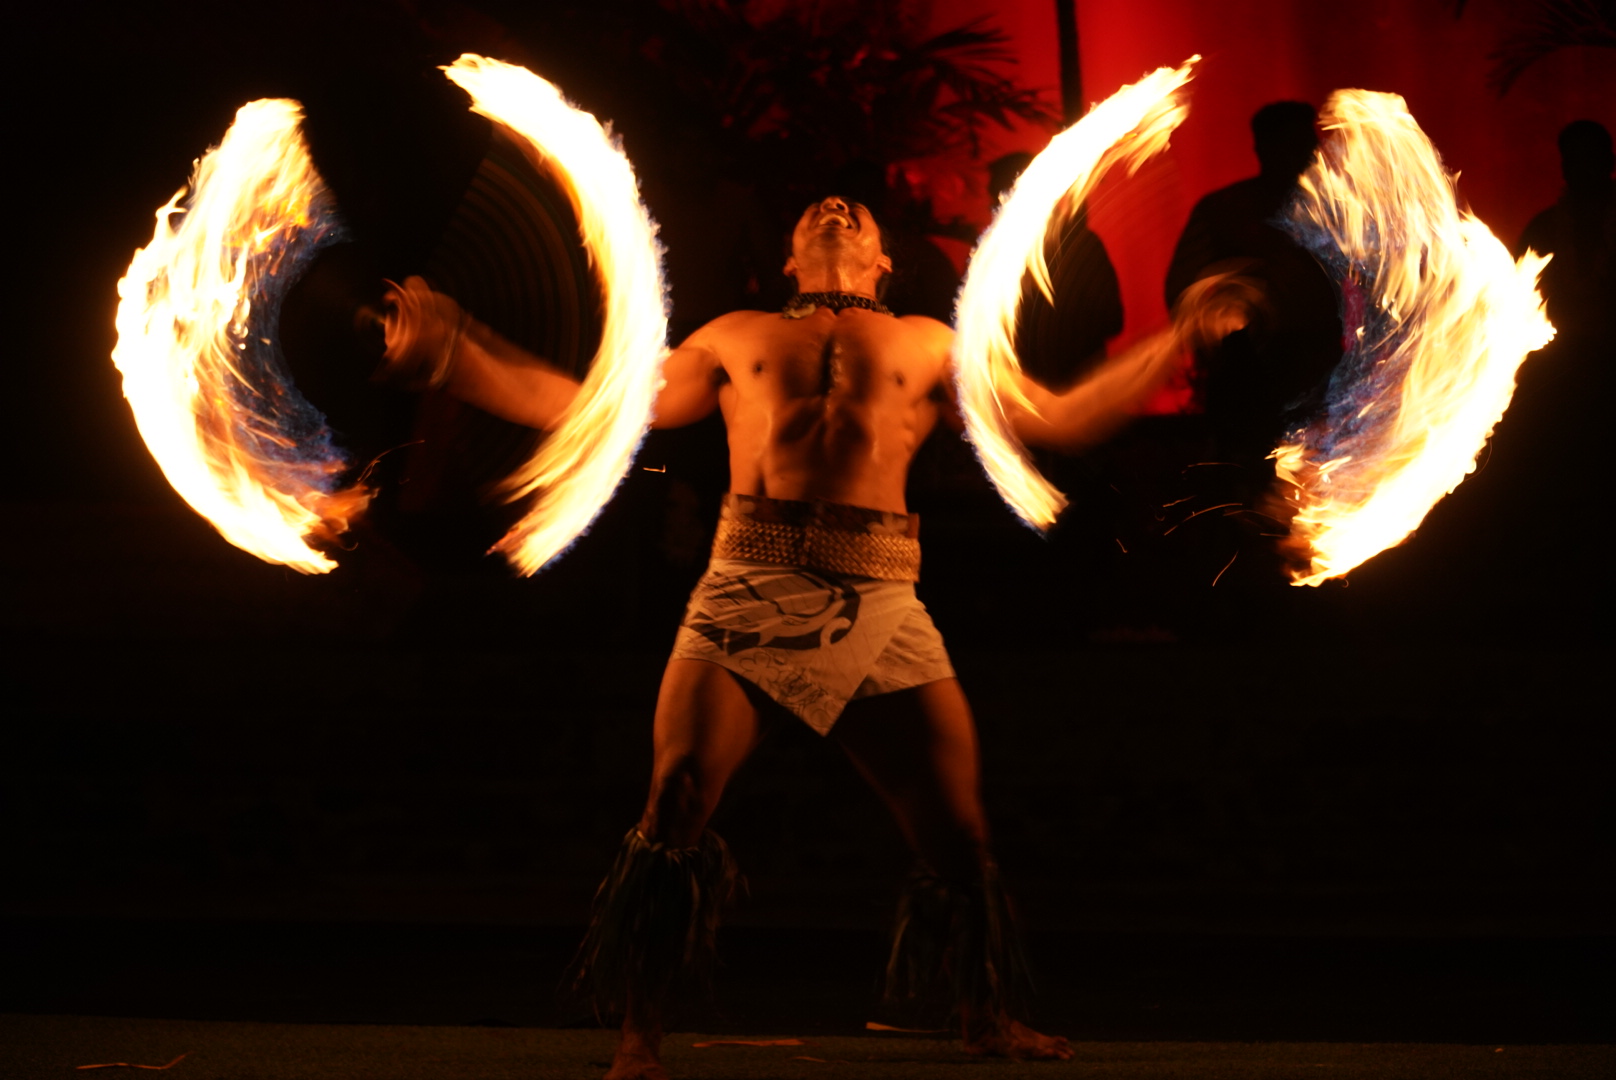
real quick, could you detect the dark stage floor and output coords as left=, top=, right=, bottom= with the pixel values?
left=6, top=1014, right=1613, bottom=1080
left=2, top=918, right=1614, bottom=1042
left=4, top=919, right=1614, bottom=1078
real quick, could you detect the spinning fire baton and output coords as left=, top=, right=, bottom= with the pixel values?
left=954, top=67, right=1552, bottom=588
left=113, top=54, right=668, bottom=576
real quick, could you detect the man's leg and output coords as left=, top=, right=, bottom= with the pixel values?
left=591, top=659, right=766, bottom=1080
left=640, top=659, right=767, bottom=844
left=833, top=678, right=1074, bottom=1061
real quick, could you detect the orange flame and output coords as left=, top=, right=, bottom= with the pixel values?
left=441, top=55, right=670, bottom=576
left=1274, top=91, right=1554, bottom=586
left=952, top=58, right=1198, bottom=529
left=113, top=99, right=367, bottom=574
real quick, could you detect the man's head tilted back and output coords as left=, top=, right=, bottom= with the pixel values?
left=785, top=196, right=893, bottom=299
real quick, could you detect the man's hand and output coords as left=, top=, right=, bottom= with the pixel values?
left=1172, top=267, right=1265, bottom=351
left=375, top=276, right=470, bottom=391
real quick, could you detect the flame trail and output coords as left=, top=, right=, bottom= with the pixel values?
left=114, top=99, right=365, bottom=574
left=1274, top=91, right=1554, bottom=586
left=953, top=58, right=1198, bottom=530
left=442, top=55, right=669, bottom=576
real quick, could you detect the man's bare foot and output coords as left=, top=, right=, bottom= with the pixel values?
left=963, top=1016, right=1075, bottom=1061
left=605, top=1025, right=668, bottom=1080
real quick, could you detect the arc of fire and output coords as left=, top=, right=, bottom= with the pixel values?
left=1273, top=90, right=1554, bottom=586
left=113, top=98, right=366, bottom=574
left=443, top=54, right=669, bottom=577
left=952, top=57, right=1198, bottom=531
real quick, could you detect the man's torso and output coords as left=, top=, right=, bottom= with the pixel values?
left=688, top=305, right=955, bottom=513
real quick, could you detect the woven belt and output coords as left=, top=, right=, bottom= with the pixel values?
left=712, top=495, right=921, bottom=582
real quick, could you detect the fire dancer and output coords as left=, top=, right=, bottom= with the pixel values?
left=380, top=195, right=1248, bottom=1079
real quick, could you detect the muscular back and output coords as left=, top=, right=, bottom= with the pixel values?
left=657, top=306, right=955, bottom=513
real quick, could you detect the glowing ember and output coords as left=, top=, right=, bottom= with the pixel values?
left=442, top=54, right=670, bottom=576
left=1273, top=91, right=1554, bottom=586
left=113, top=99, right=366, bottom=574
left=953, top=58, right=1198, bottom=530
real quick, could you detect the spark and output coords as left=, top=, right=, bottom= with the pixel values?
left=1162, top=502, right=1242, bottom=535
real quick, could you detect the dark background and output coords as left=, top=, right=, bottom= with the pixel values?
left=4, top=0, right=1612, bottom=1044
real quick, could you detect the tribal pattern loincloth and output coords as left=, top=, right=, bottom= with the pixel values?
left=669, top=496, right=953, bottom=734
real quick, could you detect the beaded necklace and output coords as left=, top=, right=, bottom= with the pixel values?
left=781, top=292, right=893, bottom=318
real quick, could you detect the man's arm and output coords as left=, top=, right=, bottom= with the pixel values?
left=444, top=320, right=582, bottom=430
left=378, top=276, right=723, bottom=431
left=649, top=320, right=727, bottom=430
left=1008, top=271, right=1258, bottom=452
left=1006, top=329, right=1180, bottom=451
left=377, top=276, right=580, bottom=428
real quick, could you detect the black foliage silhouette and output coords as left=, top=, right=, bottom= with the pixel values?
left=1456, top=0, right=1616, bottom=95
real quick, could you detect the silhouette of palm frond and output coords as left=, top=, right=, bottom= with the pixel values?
left=1480, top=0, right=1616, bottom=94
left=643, top=0, right=1057, bottom=196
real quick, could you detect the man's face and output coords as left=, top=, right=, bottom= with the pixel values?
left=784, top=196, right=890, bottom=282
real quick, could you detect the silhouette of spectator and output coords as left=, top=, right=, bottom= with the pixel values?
left=1164, top=102, right=1340, bottom=463
left=989, top=151, right=1124, bottom=392
left=1516, top=120, right=1615, bottom=344
left=1481, top=119, right=1615, bottom=597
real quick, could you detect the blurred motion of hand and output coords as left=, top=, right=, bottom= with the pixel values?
left=375, top=276, right=468, bottom=391
left=1173, top=266, right=1267, bottom=351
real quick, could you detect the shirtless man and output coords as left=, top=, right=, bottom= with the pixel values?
left=382, top=195, right=1246, bottom=1079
